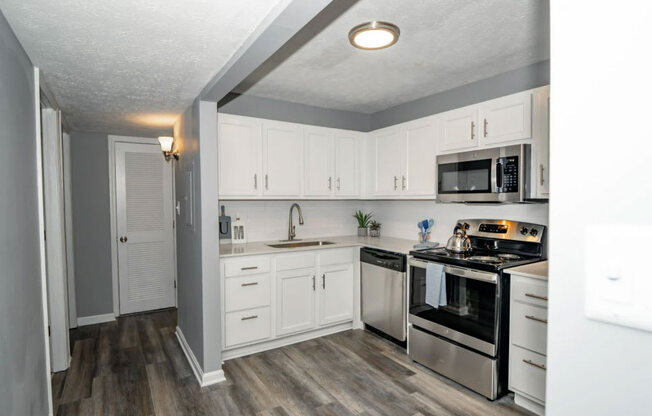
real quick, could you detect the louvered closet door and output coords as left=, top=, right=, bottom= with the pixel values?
left=115, top=143, right=175, bottom=314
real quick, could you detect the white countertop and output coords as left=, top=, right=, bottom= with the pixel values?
left=505, top=260, right=548, bottom=281
left=219, top=235, right=429, bottom=258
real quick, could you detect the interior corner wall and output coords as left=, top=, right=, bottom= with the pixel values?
left=69, top=131, right=114, bottom=318
left=0, top=10, right=50, bottom=415
left=174, top=99, right=222, bottom=373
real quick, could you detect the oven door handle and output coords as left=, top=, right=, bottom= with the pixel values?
left=409, top=258, right=498, bottom=284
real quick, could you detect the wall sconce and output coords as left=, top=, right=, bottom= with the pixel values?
left=158, top=136, right=179, bottom=161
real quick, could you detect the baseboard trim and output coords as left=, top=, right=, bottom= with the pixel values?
left=175, top=327, right=226, bottom=388
left=77, top=313, right=116, bottom=326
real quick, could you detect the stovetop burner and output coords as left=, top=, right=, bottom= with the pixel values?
left=467, top=255, right=502, bottom=264
left=411, top=246, right=540, bottom=271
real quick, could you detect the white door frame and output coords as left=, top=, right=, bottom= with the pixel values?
left=41, top=107, right=71, bottom=372
left=34, top=68, right=54, bottom=415
left=108, top=135, right=177, bottom=316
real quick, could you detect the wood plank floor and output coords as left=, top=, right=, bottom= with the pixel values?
left=53, top=310, right=531, bottom=416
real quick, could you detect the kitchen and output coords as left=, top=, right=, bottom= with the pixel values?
left=2, top=1, right=651, bottom=416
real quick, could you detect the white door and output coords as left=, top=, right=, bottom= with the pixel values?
left=439, top=106, right=479, bottom=152
left=404, top=118, right=437, bottom=196
left=479, top=91, right=532, bottom=145
left=318, top=264, right=354, bottom=326
left=304, top=127, right=334, bottom=197
left=373, top=129, right=404, bottom=196
left=276, top=268, right=316, bottom=336
left=218, top=114, right=261, bottom=197
left=263, top=121, right=302, bottom=196
left=115, top=143, right=175, bottom=314
left=334, top=133, right=359, bottom=197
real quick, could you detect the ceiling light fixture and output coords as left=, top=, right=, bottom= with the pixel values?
left=349, top=21, right=400, bottom=50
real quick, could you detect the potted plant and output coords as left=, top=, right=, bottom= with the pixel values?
left=353, top=210, right=373, bottom=236
left=369, top=220, right=382, bottom=237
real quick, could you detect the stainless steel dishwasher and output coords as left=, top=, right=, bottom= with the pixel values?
left=360, top=247, right=407, bottom=344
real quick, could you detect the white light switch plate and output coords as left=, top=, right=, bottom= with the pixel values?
left=585, top=225, right=652, bottom=332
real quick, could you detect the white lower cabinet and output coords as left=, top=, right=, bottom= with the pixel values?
left=509, top=273, right=549, bottom=415
left=221, top=247, right=356, bottom=359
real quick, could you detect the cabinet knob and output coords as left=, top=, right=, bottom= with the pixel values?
left=119, top=236, right=128, bottom=243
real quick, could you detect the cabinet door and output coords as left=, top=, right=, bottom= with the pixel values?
left=318, top=263, right=354, bottom=326
left=276, top=268, right=316, bottom=336
left=479, top=91, right=532, bottom=145
left=304, top=128, right=334, bottom=197
left=532, top=86, right=550, bottom=198
left=372, top=129, right=404, bottom=196
left=334, top=133, right=359, bottom=197
left=439, top=106, right=479, bottom=152
left=263, top=121, right=302, bottom=197
left=404, top=118, right=437, bottom=196
left=218, top=115, right=261, bottom=197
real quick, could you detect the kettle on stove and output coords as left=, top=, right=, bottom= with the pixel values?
left=446, top=222, right=472, bottom=253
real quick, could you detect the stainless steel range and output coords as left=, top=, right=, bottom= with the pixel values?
left=408, top=219, right=546, bottom=400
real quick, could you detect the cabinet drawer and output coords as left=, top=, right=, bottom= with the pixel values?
left=224, top=256, right=270, bottom=277
left=319, top=248, right=354, bottom=266
left=511, top=275, right=548, bottom=307
left=224, top=306, right=271, bottom=348
left=511, top=301, right=548, bottom=355
left=224, top=274, right=271, bottom=312
left=276, top=252, right=315, bottom=271
left=509, top=345, right=546, bottom=403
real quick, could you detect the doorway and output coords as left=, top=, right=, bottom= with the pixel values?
left=109, top=136, right=176, bottom=315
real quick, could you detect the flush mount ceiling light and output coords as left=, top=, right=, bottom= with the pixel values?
left=349, top=21, right=400, bottom=50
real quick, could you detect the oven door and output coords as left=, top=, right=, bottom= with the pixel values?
left=409, top=258, right=501, bottom=356
left=436, top=144, right=527, bottom=202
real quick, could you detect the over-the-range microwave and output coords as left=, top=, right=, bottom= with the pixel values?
left=436, top=144, right=541, bottom=203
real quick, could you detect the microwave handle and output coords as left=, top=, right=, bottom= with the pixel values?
left=496, top=160, right=504, bottom=190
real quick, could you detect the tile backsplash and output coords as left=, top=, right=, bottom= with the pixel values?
left=220, top=200, right=549, bottom=244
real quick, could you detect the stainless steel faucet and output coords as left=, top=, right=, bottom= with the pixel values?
left=288, top=203, right=304, bottom=241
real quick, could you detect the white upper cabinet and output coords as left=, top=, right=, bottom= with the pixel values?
left=404, top=118, right=437, bottom=196
left=530, top=86, right=550, bottom=198
left=334, top=132, right=359, bottom=197
left=439, top=106, right=479, bottom=152
left=262, top=121, right=302, bottom=197
left=372, top=128, right=404, bottom=196
left=479, top=91, right=532, bottom=145
left=218, top=114, right=262, bottom=197
left=304, top=127, right=334, bottom=197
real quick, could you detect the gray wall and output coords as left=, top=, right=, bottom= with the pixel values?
left=0, top=11, right=50, bottom=416
left=174, top=99, right=222, bottom=372
left=69, top=131, right=113, bottom=317
left=219, top=60, right=550, bottom=132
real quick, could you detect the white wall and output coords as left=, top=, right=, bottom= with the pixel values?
left=547, top=2, right=652, bottom=415
left=222, top=200, right=548, bottom=243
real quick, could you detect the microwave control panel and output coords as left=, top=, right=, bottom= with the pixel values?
left=497, top=156, right=519, bottom=192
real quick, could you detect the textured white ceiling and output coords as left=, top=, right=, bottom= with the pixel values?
left=0, top=0, right=283, bottom=135
left=238, top=0, right=550, bottom=114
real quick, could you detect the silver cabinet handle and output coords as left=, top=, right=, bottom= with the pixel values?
left=539, top=164, right=545, bottom=186
left=328, top=176, right=332, bottom=190
left=241, top=266, right=258, bottom=271
left=265, top=174, right=269, bottom=190
left=483, top=118, right=488, bottom=137
left=312, top=275, right=316, bottom=291
left=525, top=293, right=548, bottom=301
left=523, top=359, right=546, bottom=371
left=394, top=176, right=398, bottom=190
left=471, top=121, right=475, bottom=140
left=336, top=177, right=341, bottom=191
left=254, top=173, right=257, bottom=190
left=241, top=315, right=258, bottom=321
left=525, top=315, right=548, bottom=324
left=322, top=274, right=325, bottom=289
left=402, top=175, right=406, bottom=190
left=119, top=236, right=128, bottom=243
left=241, top=282, right=259, bottom=287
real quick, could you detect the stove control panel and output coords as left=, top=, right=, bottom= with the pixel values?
left=479, top=223, right=509, bottom=234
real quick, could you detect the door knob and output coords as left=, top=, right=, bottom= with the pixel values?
left=119, top=236, right=128, bottom=243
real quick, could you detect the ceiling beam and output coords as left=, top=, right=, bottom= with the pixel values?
left=200, top=0, right=337, bottom=103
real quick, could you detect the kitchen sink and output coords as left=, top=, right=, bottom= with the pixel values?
left=266, top=240, right=336, bottom=249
